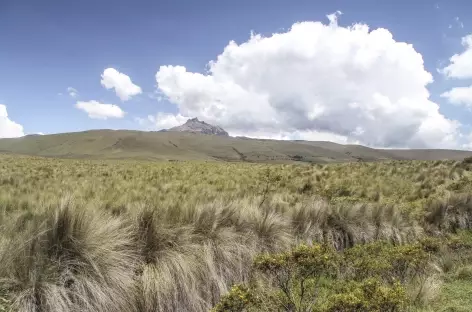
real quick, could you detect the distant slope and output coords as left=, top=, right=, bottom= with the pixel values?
left=0, top=130, right=471, bottom=163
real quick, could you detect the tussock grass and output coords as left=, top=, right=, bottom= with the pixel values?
left=0, top=198, right=139, bottom=312
left=455, top=265, right=472, bottom=281
left=133, top=203, right=257, bottom=311
left=291, top=201, right=422, bottom=249
left=0, top=197, right=432, bottom=311
left=408, top=274, right=443, bottom=307
left=425, top=194, right=472, bottom=233
left=1, top=154, right=472, bottom=311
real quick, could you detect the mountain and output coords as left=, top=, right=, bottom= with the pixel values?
left=0, top=129, right=471, bottom=163
left=164, top=118, right=229, bottom=136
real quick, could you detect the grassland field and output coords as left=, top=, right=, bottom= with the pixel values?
left=1, top=153, right=472, bottom=311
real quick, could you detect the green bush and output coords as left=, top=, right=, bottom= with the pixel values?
left=324, top=278, right=406, bottom=312
left=213, top=242, right=430, bottom=312
left=344, top=242, right=429, bottom=284
left=253, top=244, right=339, bottom=311
left=211, top=285, right=260, bottom=312
left=254, top=244, right=339, bottom=278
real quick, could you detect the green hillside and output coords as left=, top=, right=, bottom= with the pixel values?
left=1, top=130, right=471, bottom=162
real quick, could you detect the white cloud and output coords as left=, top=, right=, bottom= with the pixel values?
left=0, top=104, right=24, bottom=138
left=76, top=100, right=125, bottom=119
left=441, top=35, right=472, bottom=78
left=454, top=17, right=464, bottom=29
left=233, top=128, right=358, bottom=144
left=137, top=112, right=188, bottom=130
left=67, top=87, right=78, bottom=98
left=326, top=10, right=342, bottom=25
left=461, top=132, right=472, bottom=150
left=441, top=86, right=472, bottom=108
left=441, top=34, right=472, bottom=111
left=147, top=90, right=164, bottom=102
left=101, top=68, right=142, bottom=101
left=155, top=15, right=460, bottom=148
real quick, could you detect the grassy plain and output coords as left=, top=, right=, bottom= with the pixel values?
left=1, top=153, right=472, bottom=311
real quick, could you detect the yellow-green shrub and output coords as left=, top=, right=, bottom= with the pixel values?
left=344, top=242, right=429, bottom=283
left=211, top=285, right=260, bottom=312
left=324, top=278, right=406, bottom=312
left=213, top=242, right=431, bottom=312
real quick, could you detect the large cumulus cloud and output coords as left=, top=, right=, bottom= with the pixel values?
left=0, top=104, right=24, bottom=138
left=154, top=14, right=460, bottom=148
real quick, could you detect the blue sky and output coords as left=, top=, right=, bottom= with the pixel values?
left=1, top=0, right=472, bottom=148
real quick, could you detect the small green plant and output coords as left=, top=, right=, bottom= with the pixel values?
left=258, top=167, right=282, bottom=208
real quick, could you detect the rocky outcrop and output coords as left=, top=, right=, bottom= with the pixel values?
left=166, top=118, right=229, bottom=136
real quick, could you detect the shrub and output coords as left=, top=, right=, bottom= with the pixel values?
left=253, top=244, right=339, bottom=311
left=344, top=242, right=429, bottom=284
left=324, top=278, right=407, bottom=312
left=213, top=242, right=432, bottom=312
left=462, top=156, right=472, bottom=165
left=211, top=285, right=260, bottom=312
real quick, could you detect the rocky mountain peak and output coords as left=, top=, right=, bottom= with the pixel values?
left=166, top=118, right=229, bottom=136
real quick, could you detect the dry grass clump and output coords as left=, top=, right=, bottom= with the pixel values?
left=291, top=201, right=422, bottom=249
left=0, top=198, right=139, bottom=312
left=132, top=203, right=255, bottom=311
left=424, top=193, right=472, bottom=233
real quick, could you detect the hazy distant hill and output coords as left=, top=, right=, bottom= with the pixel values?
left=1, top=129, right=471, bottom=163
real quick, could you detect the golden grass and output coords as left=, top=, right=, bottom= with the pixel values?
left=1, top=154, right=472, bottom=311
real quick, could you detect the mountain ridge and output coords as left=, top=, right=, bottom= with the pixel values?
left=1, top=129, right=471, bottom=163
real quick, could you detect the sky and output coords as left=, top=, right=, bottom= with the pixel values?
left=2, top=0, right=472, bottom=149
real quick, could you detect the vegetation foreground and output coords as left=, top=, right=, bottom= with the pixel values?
left=1, top=154, right=472, bottom=311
